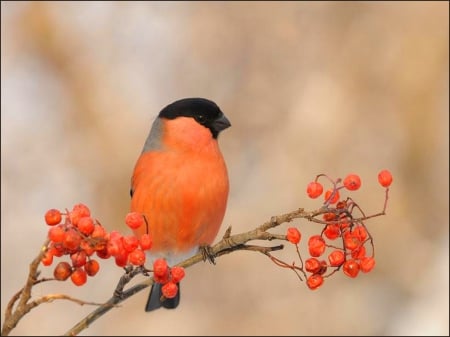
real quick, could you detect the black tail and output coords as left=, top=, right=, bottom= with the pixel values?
left=145, top=283, right=180, bottom=312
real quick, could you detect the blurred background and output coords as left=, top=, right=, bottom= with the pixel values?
left=1, top=1, right=448, bottom=336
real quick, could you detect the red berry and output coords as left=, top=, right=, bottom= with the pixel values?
left=352, top=225, right=368, bottom=242
left=71, top=250, right=87, bottom=268
left=324, top=189, right=340, bottom=204
left=107, top=237, right=124, bottom=257
left=153, top=258, right=169, bottom=278
left=48, top=225, right=65, bottom=243
left=343, top=174, right=361, bottom=191
left=306, top=181, right=323, bottom=199
left=128, top=248, right=146, bottom=266
left=307, top=274, right=324, bottom=290
left=45, top=209, right=62, bottom=226
left=114, top=249, right=129, bottom=267
left=71, top=267, right=87, bottom=286
left=63, top=229, right=82, bottom=251
left=72, top=203, right=91, bottom=217
left=70, top=203, right=91, bottom=227
left=343, top=259, right=360, bottom=278
left=54, top=262, right=72, bottom=281
left=305, top=258, right=321, bottom=274
left=122, top=235, right=139, bottom=253
left=84, top=259, right=100, bottom=276
left=286, top=227, right=301, bottom=244
left=139, top=234, right=152, bottom=250
left=153, top=258, right=169, bottom=283
left=323, top=212, right=337, bottom=222
left=171, top=266, right=185, bottom=283
left=80, top=240, right=95, bottom=256
left=41, top=250, right=54, bottom=266
left=360, top=257, right=376, bottom=273
left=343, top=231, right=361, bottom=251
left=324, top=224, right=340, bottom=240
left=308, top=235, right=326, bottom=257
left=108, top=230, right=122, bottom=241
left=96, top=247, right=111, bottom=259
left=77, top=217, right=95, bottom=235
left=125, top=212, right=145, bottom=230
left=48, top=242, right=65, bottom=257
left=161, top=281, right=178, bottom=299
left=91, top=224, right=106, bottom=239
left=378, top=169, right=393, bottom=187
left=351, top=245, right=366, bottom=260
left=328, top=250, right=345, bottom=267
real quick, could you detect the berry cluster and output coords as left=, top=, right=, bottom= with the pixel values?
left=152, top=258, right=185, bottom=299
left=286, top=170, right=393, bottom=290
left=42, top=204, right=154, bottom=286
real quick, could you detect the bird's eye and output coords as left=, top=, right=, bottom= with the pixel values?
left=195, top=114, right=206, bottom=123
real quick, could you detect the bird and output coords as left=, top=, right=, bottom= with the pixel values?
left=130, top=97, right=231, bottom=311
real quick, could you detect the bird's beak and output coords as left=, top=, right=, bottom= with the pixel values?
left=213, top=114, right=231, bottom=134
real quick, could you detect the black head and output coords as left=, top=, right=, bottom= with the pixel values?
left=158, top=98, right=231, bottom=138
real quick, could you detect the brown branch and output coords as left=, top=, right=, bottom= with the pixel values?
left=3, top=204, right=388, bottom=336
left=1, top=240, right=50, bottom=336
left=63, top=208, right=311, bottom=336
left=29, top=294, right=106, bottom=309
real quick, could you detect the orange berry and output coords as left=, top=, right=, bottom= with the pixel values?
left=70, top=251, right=87, bottom=268
left=324, top=223, right=340, bottom=240
left=125, top=212, right=145, bottom=230
left=48, top=225, right=65, bottom=243
left=343, top=259, right=360, bottom=278
left=378, top=169, right=393, bottom=187
left=45, top=209, right=62, bottom=226
left=360, top=257, right=376, bottom=273
left=308, top=235, right=326, bottom=257
left=351, top=245, right=366, bottom=260
left=48, top=242, right=65, bottom=257
left=70, top=203, right=91, bottom=227
left=153, top=258, right=168, bottom=278
left=323, top=212, right=337, bottom=222
left=306, top=181, right=323, bottom=199
left=153, top=258, right=169, bottom=283
left=107, top=237, right=124, bottom=257
left=96, top=247, right=111, bottom=259
left=71, top=267, right=87, bottom=286
left=328, top=250, right=345, bottom=267
left=77, top=217, right=95, bottom=235
left=343, top=174, right=361, bottom=191
left=54, top=262, right=72, bottom=281
left=63, top=229, right=82, bottom=251
left=171, top=266, right=185, bottom=283
left=122, top=235, right=139, bottom=253
left=80, top=240, right=95, bottom=256
left=128, top=248, right=146, bottom=266
left=91, top=224, right=106, bottom=239
left=324, top=189, right=340, bottom=204
left=161, top=281, right=178, bottom=299
left=286, top=227, right=301, bottom=244
left=84, top=259, right=100, bottom=276
left=307, top=274, right=324, bottom=290
left=41, top=250, right=54, bottom=266
left=343, top=231, right=361, bottom=251
left=352, top=225, right=368, bottom=242
left=305, top=257, right=321, bottom=274
left=114, top=249, right=129, bottom=267
left=139, top=234, right=152, bottom=250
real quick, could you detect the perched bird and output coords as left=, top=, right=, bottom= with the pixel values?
left=130, top=97, right=231, bottom=311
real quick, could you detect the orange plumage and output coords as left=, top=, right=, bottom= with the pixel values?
left=130, top=98, right=230, bottom=311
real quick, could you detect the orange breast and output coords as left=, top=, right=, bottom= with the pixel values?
left=130, top=130, right=229, bottom=254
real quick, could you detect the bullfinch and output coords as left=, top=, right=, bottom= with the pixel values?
left=130, top=97, right=231, bottom=311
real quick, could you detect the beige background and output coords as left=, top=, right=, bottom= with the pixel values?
left=1, top=1, right=448, bottom=336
